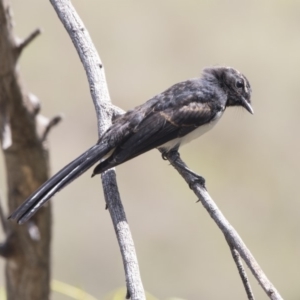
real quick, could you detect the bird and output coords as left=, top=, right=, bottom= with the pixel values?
left=9, top=66, right=253, bottom=224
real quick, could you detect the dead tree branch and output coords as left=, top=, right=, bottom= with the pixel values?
left=39, top=114, right=63, bottom=142
left=48, top=0, right=145, bottom=299
left=15, top=28, right=42, bottom=57
left=230, top=247, right=254, bottom=300
left=163, top=150, right=283, bottom=300
left=0, top=1, right=54, bottom=299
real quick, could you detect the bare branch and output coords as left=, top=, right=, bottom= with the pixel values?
left=49, top=1, right=145, bottom=299
left=35, top=113, right=62, bottom=142
left=16, top=28, right=42, bottom=56
left=163, top=150, right=283, bottom=300
left=230, top=247, right=254, bottom=300
left=101, top=169, right=143, bottom=300
left=49, top=0, right=112, bottom=135
left=0, top=1, right=51, bottom=297
left=40, top=114, right=63, bottom=142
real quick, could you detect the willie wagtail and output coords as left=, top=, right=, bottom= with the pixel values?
left=10, top=66, right=253, bottom=224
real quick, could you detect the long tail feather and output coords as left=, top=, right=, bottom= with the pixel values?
left=9, top=143, right=110, bottom=224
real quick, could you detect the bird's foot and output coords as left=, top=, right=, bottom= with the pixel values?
left=180, top=165, right=206, bottom=189
left=161, top=149, right=206, bottom=189
left=188, top=173, right=206, bottom=190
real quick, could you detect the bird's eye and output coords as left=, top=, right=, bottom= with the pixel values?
left=236, top=80, right=244, bottom=89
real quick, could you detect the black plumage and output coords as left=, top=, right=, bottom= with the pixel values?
left=10, top=66, right=253, bottom=224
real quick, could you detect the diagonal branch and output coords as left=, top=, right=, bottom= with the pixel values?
left=16, top=28, right=42, bottom=57
left=48, top=1, right=145, bottom=299
left=39, top=114, right=63, bottom=142
left=163, top=150, right=283, bottom=300
left=230, top=247, right=254, bottom=300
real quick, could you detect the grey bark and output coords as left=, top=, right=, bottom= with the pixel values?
left=49, top=1, right=145, bottom=299
left=164, top=150, right=283, bottom=300
left=0, top=1, right=53, bottom=300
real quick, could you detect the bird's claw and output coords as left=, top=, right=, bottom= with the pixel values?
left=161, top=152, right=168, bottom=160
left=189, top=175, right=206, bottom=190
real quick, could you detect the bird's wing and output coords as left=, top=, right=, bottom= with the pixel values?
left=123, top=98, right=214, bottom=149
left=93, top=99, right=215, bottom=174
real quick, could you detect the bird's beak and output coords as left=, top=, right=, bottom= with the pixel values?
left=241, top=97, right=254, bottom=114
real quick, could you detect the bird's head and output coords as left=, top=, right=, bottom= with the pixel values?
left=203, top=66, right=253, bottom=114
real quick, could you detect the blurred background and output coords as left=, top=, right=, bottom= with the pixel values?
left=1, top=0, right=300, bottom=299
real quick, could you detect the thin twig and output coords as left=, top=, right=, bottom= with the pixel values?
left=164, top=151, right=283, bottom=300
left=40, top=114, right=63, bottom=142
left=16, top=28, right=42, bottom=56
left=230, top=247, right=255, bottom=300
left=48, top=1, right=145, bottom=299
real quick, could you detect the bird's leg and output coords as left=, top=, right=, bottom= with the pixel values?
left=160, top=149, right=206, bottom=189
left=161, top=148, right=180, bottom=162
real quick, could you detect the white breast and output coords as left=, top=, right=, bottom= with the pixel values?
left=159, top=110, right=224, bottom=151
